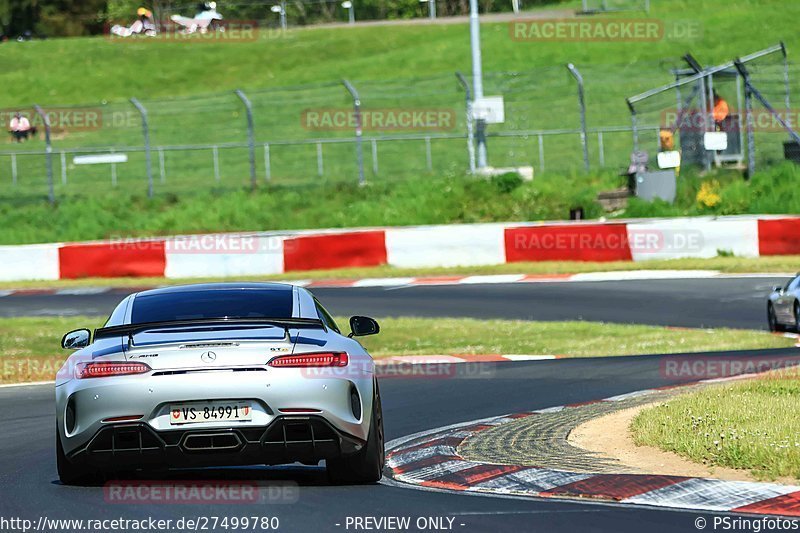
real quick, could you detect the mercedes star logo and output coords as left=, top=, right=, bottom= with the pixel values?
left=200, top=351, right=217, bottom=363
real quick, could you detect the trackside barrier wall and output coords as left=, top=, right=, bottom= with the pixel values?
left=0, top=215, right=797, bottom=282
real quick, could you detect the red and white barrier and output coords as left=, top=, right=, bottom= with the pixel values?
left=1, top=215, right=797, bottom=282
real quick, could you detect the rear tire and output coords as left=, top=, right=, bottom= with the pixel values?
left=768, top=303, right=783, bottom=332
left=327, top=381, right=384, bottom=485
left=57, top=427, right=102, bottom=486
left=794, top=302, right=800, bottom=333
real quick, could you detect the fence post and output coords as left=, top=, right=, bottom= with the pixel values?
left=455, top=72, right=476, bottom=174
left=316, top=142, right=324, bottom=177
left=11, top=154, right=17, bottom=186
left=234, top=89, right=257, bottom=190
left=537, top=134, right=545, bottom=173
left=212, top=146, right=220, bottom=182
left=627, top=99, right=639, bottom=154
left=264, top=144, right=271, bottom=181
left=130, top=98, right=154, bottom=198
left=60, top=151, right=67, bottom=185
left=342, top=79, right=365, bottom=185
left=425, top=136, right=432, bottom=171
left=33, top=105, right=54, bottom=204
left=597, top=131, right=605, bottom=167
left=158, top=148, right=166, bottom=183
left=566, top=63, right=590, bottom=172
left=371, top=139, right=379, bottom=175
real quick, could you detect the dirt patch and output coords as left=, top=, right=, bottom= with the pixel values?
left=568, top=402, right=771, bottom=483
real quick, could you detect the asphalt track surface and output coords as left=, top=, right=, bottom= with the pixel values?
left=0, top=276, right=790, bottom=329
left=0, top=277, right=796, bottom=532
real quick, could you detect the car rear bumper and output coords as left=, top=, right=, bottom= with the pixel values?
left=66, top=415, right=366, bottom=470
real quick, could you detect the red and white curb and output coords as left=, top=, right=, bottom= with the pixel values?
left=384, top=378, right=800, bottom=517
left=0, top=270, right=793, bottom=297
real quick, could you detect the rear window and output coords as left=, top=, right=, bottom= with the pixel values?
left=131, top=289, right=293, bottom=324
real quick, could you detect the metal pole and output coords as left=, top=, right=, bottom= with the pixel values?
left=60, top=151, right=67, bottom=185
left=425, top=136, right=432, bottom=171
left=597, top=131, right=605, bottom=167
left=264, top=143, right=271, bottom=181
left=110, top=149, right=117, bottom=187
left=537, top=134, right=545, bottom=173
left=455, top=72, right=476, bottom=174
left=371, top=139, right=378, bottom=175
left=342, top=79, right=365, bottom=185
left=212, top=146, right=220, bottom=182
left=566, top=63, right=590, bottom=172
left=280, top=1, right=287, bottom=30
left=33, top=105, right=54, bottom=204
left=349, top=4, right=355, bottom=24
left=11, top=154, right=17, bottom=186
left=130, top=98, right=153, bottom=198
left=628, top=101, right=639, bottom=154
left=744, top=84, right=755, bottom=178
left=470, top=0, right=487, bottom=168
left=782, top=42, right=791, bottom=124
left=234, top=89, right=257, bottom=190
left=429, top=0, right=436, bottom=19
left=316, top=142, right=324, bottom=176
left=158, top=148, right=166, bottom=183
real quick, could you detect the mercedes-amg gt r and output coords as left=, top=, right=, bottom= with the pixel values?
left=55, top=283, right=384, bottom=485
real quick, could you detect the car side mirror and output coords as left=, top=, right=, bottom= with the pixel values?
left=62, top=329, right=91, bottom=350
left=348, top=316, right=380, bottom=338
left=773, top=285, right=785, bottom=293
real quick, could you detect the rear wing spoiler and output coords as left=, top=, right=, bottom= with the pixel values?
left=94, top=317, right=326, bottom=341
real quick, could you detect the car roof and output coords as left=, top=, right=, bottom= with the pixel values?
left=134, top=282, right=295, bottom=298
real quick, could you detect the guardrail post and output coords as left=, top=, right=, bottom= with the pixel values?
left=33, top=105, right=54, bottom=204
left=130, top=98, right=154, bottom=198
left=455, top=72, right=476, bottom=174
left=566, top=64, right=590, bottom=172
left=342, top=79, right=365, bottom=185
left=234, top=89, right=257, bottom=190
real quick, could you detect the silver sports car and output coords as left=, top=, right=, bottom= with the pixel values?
left=55, top=283, right=384, bottom=485
left=767, top=273, right=800, bottom=332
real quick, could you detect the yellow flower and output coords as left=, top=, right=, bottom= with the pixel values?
left=696, top=180, right=721, bottom=208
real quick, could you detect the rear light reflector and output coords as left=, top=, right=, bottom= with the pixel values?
left=279, top=408, right=322, bottom=413
left=76, top=362, right=151, bottom=379
left=102, top=415, right=144, bottom=423
left=267, top=352, right=349, bottom=368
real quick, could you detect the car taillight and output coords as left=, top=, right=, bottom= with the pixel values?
left=76, top=361, right=151, bottom=379
left=267, top=352, right=349, bottom=368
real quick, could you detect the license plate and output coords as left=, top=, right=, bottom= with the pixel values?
left=169, top=402, right=252, bottom=425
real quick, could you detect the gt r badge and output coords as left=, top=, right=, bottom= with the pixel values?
left=200, top=351, right=217, bottom=363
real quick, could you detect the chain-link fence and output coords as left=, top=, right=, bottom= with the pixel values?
left=6, top=52, right=798, bottom=203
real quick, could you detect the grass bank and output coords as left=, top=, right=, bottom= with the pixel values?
left=4, top=164, right=800, bottom=245
left=0, top=316, right=792, bottom=384
left=631, top=374, right=800, bottom=481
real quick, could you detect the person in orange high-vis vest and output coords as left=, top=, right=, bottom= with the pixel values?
left=713, top=90, right=729, bottom=129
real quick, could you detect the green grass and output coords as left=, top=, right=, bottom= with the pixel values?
left=0, top=316, right=792, bottom=384
left=0, top=254, right=798, bottom=290
left=5, top=162, right=800, bottom=244
left=631, top=374, right=800, bottom=481
left=0, top=0, right=798, bottom=206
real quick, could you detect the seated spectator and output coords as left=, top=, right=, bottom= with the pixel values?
left=9, top=112, right=36, bottom=142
